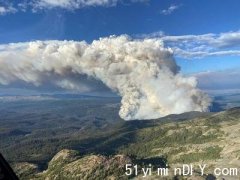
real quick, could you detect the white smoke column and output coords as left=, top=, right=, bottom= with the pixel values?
left=0, top=35, right=211, bottom=120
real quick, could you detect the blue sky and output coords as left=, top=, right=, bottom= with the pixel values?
left=0, top=0, right=240, bottom=93
left=1, top=0, right=240, bottom=42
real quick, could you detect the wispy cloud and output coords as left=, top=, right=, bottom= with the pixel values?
left=3, top=0, right=148, bottom=13
left=31, top=0, right=119, bottom=10
left=0, top=4, right=17, bottom=15
left=161, top=4, right=180, bottom=15
left=138, top=30, right=240, bottom=58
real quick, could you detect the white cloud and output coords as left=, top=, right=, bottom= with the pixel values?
left=0, top=5, right=17, bottom=15
left=161, top=4, right=180, bottom=15
left=0, top=0, right=148, bottom=13
left=17, top=0, right=148, bottom=11
left=138, top=30, right=240, bottom=59
left=32, top=0, right=118, bottom=10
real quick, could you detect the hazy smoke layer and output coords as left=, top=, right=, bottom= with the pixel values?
left=0, top=35, right=211, bottom=120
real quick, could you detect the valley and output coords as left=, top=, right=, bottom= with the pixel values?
left=0, top=94, right=240, bottom=179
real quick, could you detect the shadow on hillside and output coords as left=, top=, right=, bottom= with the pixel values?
left=133, top=156, right=168, bottom=169
left=69, top=119, right=155, bottom=156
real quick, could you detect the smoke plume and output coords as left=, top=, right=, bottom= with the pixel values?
left=0, top=35, right=211, bottom=120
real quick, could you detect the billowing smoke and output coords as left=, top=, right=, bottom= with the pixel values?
left=0, top=35, right=211, bottom=120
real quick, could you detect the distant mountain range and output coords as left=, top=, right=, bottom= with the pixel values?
left=1, top=92, right=240, bottom=112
